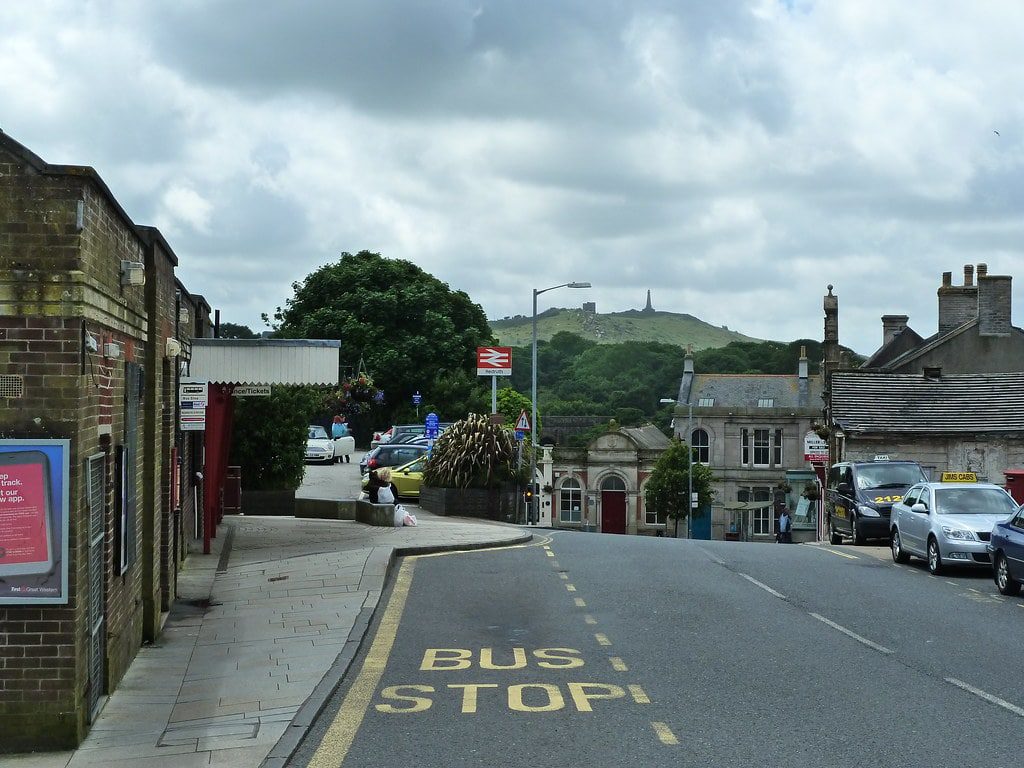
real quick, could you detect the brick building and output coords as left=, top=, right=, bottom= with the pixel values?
left=0, top=131, right=207, bottom=750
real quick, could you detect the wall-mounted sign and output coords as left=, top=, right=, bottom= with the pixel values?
left=233, top=385, right=271, bottom=397
left=0, top=440, right=70, bottom=604
left=180, top=378, right=208, bottom=431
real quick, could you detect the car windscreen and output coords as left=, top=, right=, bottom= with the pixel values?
left=308, top=426, right=328, bottom=440
left=934, top=487, right=1017, bottom=516
left=855, top=464, right=926, bottom=490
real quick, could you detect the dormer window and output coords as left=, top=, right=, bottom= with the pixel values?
left=757, top=398, right=774, bottom=408
left=698, top=397, right=715, bottom=407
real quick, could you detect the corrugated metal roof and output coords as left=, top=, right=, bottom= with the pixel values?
left=190, top=339, right=341, bottom=385
left=832, top=371, right=1024, bottom=433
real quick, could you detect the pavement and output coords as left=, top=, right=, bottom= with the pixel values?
left=1, top=460, right=530, bottom=768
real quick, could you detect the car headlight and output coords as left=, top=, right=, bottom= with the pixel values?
left=857, top=504, right=881, bottom=518
left=941, top=526, right=975, bottom=541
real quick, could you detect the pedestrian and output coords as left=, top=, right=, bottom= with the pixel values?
left=331, top=414, right=351, bottom=463
left=366, top=467, right=398, bottom=504
left=778, top=508, right=793, bottom=543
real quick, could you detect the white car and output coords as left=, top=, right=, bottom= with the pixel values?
left=305, top=425, right=336, bottom=463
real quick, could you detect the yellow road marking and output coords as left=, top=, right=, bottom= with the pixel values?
left=574, top=598, right=586, bottom=608
left=551, top=561, right=560, bottom=567
left=628, top=684, right=650, bottom=704
left=559, top=573, right=569, bottom=580
left=543, top=544, right=551, bottom=550
left=413, top=534, right=549, bottom=559
left=584, top=615, right=597, bottom=625
left=652, top=722, right=679, bottom=745
left=609, top=657, right=627, bottom=672
left=308, top=559, right=416, bottom=768
left=546, top=550, right=554, bottom=557
left=566, top=584, right=577, bottom=592
left=595, top=633, right=611, bottom=646
left=820, top=547, right=859, bottom=560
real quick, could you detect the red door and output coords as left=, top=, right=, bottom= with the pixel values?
left=601, top=491, right=627, bottom=534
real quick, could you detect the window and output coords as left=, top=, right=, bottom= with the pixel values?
left=644, top=482, right=664, bottom=525
left=739, top=487, right=773, bottom=535
left=757, top=398, right=774, bottom=408
left=691, top=428, right=710, bottom=463
left=559, top=479, right=583, bottom=523
left=741, top=429, right=749, bottom=465
left=698, top=397, right=715, bottom=407
left=601, top=475, right=626, bottom=491
left=773, top=429, right=783, bottom=465
left=753, top=429, right=770, bottom=466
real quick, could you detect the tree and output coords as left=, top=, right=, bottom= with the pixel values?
left=230, top=386, right=322, bottom=490
left=219, top=322, right=258, bottom=339
left=268, top=251, right=494, bottom=427
left=644, top=439, right=716, bottom=527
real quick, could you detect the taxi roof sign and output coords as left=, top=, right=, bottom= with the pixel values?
left=940, top=471, right=977, bottom=483
left=872, top=454, right=891, bottom=461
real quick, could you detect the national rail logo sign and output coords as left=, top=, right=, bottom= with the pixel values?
left=476, top=346, right=512, bottom=377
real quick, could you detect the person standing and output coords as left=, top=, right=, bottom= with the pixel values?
left=778, top=508, right=793, bottom=543
left=331, top=415, right=351, bottom=462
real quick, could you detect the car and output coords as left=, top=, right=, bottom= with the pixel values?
left=305, top=425, right=335, bottom=464
left=988, top=503, right=1024, bottom=595
left=361, top=454, right=427, bottom=499
left=372, top=423, right=453, bottom=448
left=359, top=442, right=429, bottom=475
left=889, top=473, right=1018, bottom=574
left=826, top=458, right=928, bottom=544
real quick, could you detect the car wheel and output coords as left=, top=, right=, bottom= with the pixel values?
left=829, top=521, right=842, bottom=545
left=995, top=553, right=1022, bottom=596
left=927, top=537, right=943, bottom=575
left=851, top=516, right=865, bottom=546
left=891, top=528, right=910, bottom=564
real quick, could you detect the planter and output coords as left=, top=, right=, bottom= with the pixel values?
left=419, top=485, right=519, bottom=522
left=240, top=489, right=296, bottom=517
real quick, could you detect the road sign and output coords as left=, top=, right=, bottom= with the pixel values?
left=514, top=429, right=525, bottom=441
left=425, top=412, right=440, bottom=440
left=179, top=379, right=208, bottom=407
left=515, top=410, right=531, bottom=432
left=476, top=346, right=512, bottom=376
left=412, top=391, right=422, bottom=405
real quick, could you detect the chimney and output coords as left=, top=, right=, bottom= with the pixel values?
left=977, top=263, right=988, bottom=278
left=798, top=345, right=808, bottom=379
left=823, top=285, right=840, bottom=377
left=978, top=273, right=1012, bottom=336
left=881, top=315, right=909, bottom=346
left=684, top=345, right=694, bottom=374
left=937, top=265, right=978, bottom=335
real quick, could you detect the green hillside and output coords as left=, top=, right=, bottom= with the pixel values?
left=490, top=308, right=759, bottom=349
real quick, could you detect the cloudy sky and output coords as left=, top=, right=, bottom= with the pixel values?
left=3, top=0, right=1022, bottom=354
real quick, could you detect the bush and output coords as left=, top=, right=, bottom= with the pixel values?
left=423, top=414, right=524, bottom=489
left=230, top=386, right=321, bottom=490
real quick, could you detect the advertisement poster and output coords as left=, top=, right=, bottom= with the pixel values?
left=0, top=440, right=70, bottom=604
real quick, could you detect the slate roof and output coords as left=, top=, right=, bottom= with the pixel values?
left=683, top=374, right=822, bottom=410
left=831, top=371, right=1024, bottom=434
left=620, top=425, right=673, bottom=450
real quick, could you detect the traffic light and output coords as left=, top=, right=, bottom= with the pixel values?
left=524, top=484, right=535, bottom=504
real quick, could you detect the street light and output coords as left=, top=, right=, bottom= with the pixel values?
left=530, top=281, right=591, bottom=524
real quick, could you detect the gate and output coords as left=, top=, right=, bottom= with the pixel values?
left=85, top=453, right=106, bottom=720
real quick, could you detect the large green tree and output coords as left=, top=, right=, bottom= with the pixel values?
left=268, top=250, right=494, bottom=431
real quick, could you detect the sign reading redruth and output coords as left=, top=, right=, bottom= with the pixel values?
left=476, top=346, right=512, bottom=376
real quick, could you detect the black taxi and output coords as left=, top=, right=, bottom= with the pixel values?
left=826, top=457, right=928, bottom=545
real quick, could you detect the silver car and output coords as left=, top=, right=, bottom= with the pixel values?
left=890, top=480, right=1018, bottom=574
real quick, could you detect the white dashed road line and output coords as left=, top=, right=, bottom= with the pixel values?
left=946, top=677, right=1024, bottom=718
left=809, top=612, right=894, bottom=655
left=739, top=572, right=787, bottom=599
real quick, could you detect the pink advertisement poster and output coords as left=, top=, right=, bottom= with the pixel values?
left=0, top=441, right=69, bottom=604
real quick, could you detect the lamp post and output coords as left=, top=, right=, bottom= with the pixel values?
left=531, top=281, right=591, bottom=524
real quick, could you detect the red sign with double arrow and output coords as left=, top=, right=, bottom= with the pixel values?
left=476, top=346, right=512, bottom=376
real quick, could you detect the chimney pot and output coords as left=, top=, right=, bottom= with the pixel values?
left=942, top=271, right=952, bottom=287
left=964, top=264, right=974, bottom=286
left=977, top=263, right=988, bottom=278
left=881, top=314, right=910, bottom=346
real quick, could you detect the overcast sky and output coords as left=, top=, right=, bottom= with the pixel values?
left=3, top=1, right=1022, bottom=354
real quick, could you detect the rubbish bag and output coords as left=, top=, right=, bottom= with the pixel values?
left=403, top=512, right=418, bottom=527
left=392, top=504, right=404, bottom=528
left=377, top=486, right=395, bottom=504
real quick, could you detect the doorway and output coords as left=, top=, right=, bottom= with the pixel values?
left=600, top=476, right=627, bottom=534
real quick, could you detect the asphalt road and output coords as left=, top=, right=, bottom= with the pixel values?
left=289, top=534, right=1024, bottom=768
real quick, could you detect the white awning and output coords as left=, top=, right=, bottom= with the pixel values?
left=189, top=339, right=340, bottom=385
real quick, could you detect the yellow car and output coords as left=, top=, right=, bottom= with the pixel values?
left=361, top=455, right=427, bottom=499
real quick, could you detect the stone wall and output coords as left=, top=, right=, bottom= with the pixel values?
left=419, top=485, right=518, bottom=522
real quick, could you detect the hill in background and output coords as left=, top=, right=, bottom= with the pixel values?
left=490, top=306, right=759, bottom=349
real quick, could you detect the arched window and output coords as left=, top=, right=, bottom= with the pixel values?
left=691, top=428, right=710, bottom=463
left=559, top=478, right=582, bottom=523
left=601, top=475, right=626, bottom=492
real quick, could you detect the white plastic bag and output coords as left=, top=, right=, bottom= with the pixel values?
left=377, top=486, right=395, bottom=504
left=392, top=504, right=404, bottom=528
left=403, top=512, right=418, bottom=527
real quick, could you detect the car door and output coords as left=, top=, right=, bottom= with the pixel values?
left=892, top=486, right=918, bottom=550
left=903, top=486, right=930, bottom=555
left=392, top=457, right=425, bottom=497
left=1005, top=508, right=1024, bottom=580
